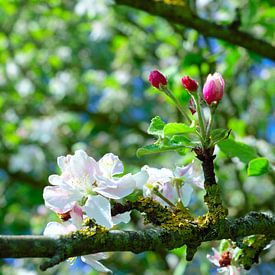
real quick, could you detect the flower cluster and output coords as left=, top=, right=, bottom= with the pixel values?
left=43, top=150, right=203, bottom=272
left=43, top=150, right=148, bottom=272
left=43, top=150, right=147, bottom=228
left=137, top=162, right=204, bottom=207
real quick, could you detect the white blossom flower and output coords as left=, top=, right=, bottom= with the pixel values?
left=43, top=150, right=147, bottom=228
left=207, top=248, right=241, bottom=275
left=43, top=204, right=112, bottom=273
left=138, top=162, right=203, bottom=207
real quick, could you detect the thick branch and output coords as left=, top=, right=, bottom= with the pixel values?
left=1, top=212, right=274, bottom=260
left=115, top=0, right=275, bottom=61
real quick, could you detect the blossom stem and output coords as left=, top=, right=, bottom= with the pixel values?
left=161, top=86, right=192, bottom=124
left=175, top=181, right=185, bottom=210
left=192, top=93, right=206, bottom=145
left=153, top=189, right=176, bottom=208
left=206, top=104, right=217, bottom=140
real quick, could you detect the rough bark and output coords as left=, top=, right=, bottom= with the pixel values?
left=0, top=212, right=274, bottom=259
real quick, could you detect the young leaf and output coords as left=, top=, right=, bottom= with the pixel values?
left=136, top=143, right=186, bottom=158
left=147, top=116, right=165, bottom=136
left=210, top=128, right=231, bottom=146
left=169, top=134, right=199, bottom=147
left=163, top=120, right=196, bottom=136
left=247, top=157, right=269, bottom=176
left=218, top=139, right=258, bottom=163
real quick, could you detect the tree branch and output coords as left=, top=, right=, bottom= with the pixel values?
left=115, top=0, right=275, bottom=61
left=0, top=212, right=274, bottom=270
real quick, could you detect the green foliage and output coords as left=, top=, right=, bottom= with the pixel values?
left=218, top=139, right=258, bottom=163
left=137, top=116, right=197, bottom=157
left=210, top=128, right=231, bottom=146
left=247, top=157, right=269, bottom=176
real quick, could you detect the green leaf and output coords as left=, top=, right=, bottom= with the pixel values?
left=169, top=134, right=199, bottom=147
left=218, top=139, right=258, bottom=163
left=247, top=157, right=269, bottom=176
left=147, top=116, right=165, bottom=136
left=136, top=143, right=186, bottom=158
left=163, top=121, right=196, bottom=136
left=210, top=128, right=231, bottom=146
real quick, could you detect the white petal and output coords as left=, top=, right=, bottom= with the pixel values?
left=43, top=222, right=77, bottom=237
left=83, top=195, right=113, bottom=229
left=70, top=150, right=98, bottom=180
left=133, top=170, right=148, bottom=189
left=57, top=155, right=71, bottom=172
left=143, top=166, right=173, bottom=185
left=95, top=174, right=135, bottom=199
left=112, top=211, right=131, bottom=225
left=43, top=186, right=82, bottom=213
left=98, top=153, right=124, bottom=178
left=81, top=255, right=112, bottom=273
left=48, top=175, right=64, bottom=186
left=180, top=183, right=193, bottom=207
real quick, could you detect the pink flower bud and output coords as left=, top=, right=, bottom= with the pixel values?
left=189, top=99, right=196, bottom=115
left=181, top=76, right=198, bottom=92
left=202, top=72, right=224, bottom=105
left=148, top=70, right=167, bottom=89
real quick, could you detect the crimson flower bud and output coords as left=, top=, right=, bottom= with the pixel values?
left=189, top=98, right=196, bottom=115
left=148, top=70, right=167, bottom=89
left=181, top=76, right=198, bottom=92
left=203, top=72, right=224, bottom=105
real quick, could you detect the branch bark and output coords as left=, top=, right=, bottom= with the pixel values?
left=115, top=0, right=275, bottom=61
left=0, top=212, right=274, bottom=264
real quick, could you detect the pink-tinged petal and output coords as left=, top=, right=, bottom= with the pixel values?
left=133, top=170, right=148, bottom=189
left=112, top=211, right=131, bottom=225
left=83, top=195, right=113, bottom=229
left=207, top=248, right=221, bottom=267
left=212, top=248, right=221, bottom=260
left=161, top=182, right=177, bottom=204
left=43, top=186, right=82, bottom=213
left=94, top=174, right=135, bottom=199
left=180, top=183, right=193, bottom=207
left=81, top=255, right=112, bottom=273
left=98, top=153, right=124, bottom=177
left=174, top=164, right=192, bottom=177
left=43, top=222, right=77, bottom=237
left=70, top=205, right=83, bottom=229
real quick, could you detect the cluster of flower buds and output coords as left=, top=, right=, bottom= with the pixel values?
left=148, top=70, right=224, bottom=106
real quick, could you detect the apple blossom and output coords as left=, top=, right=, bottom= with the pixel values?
left=203, top=72, right=224, bottom=105
left=138, top=162, right=203, bottom=207
left=43, top=150, right=147, bottom=228
left=207, top=248, right=241, bottom=275
left=43, top=205, right=112, bottom=273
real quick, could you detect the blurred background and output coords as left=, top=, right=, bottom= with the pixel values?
left=0, top=0, right=274, bottom=274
